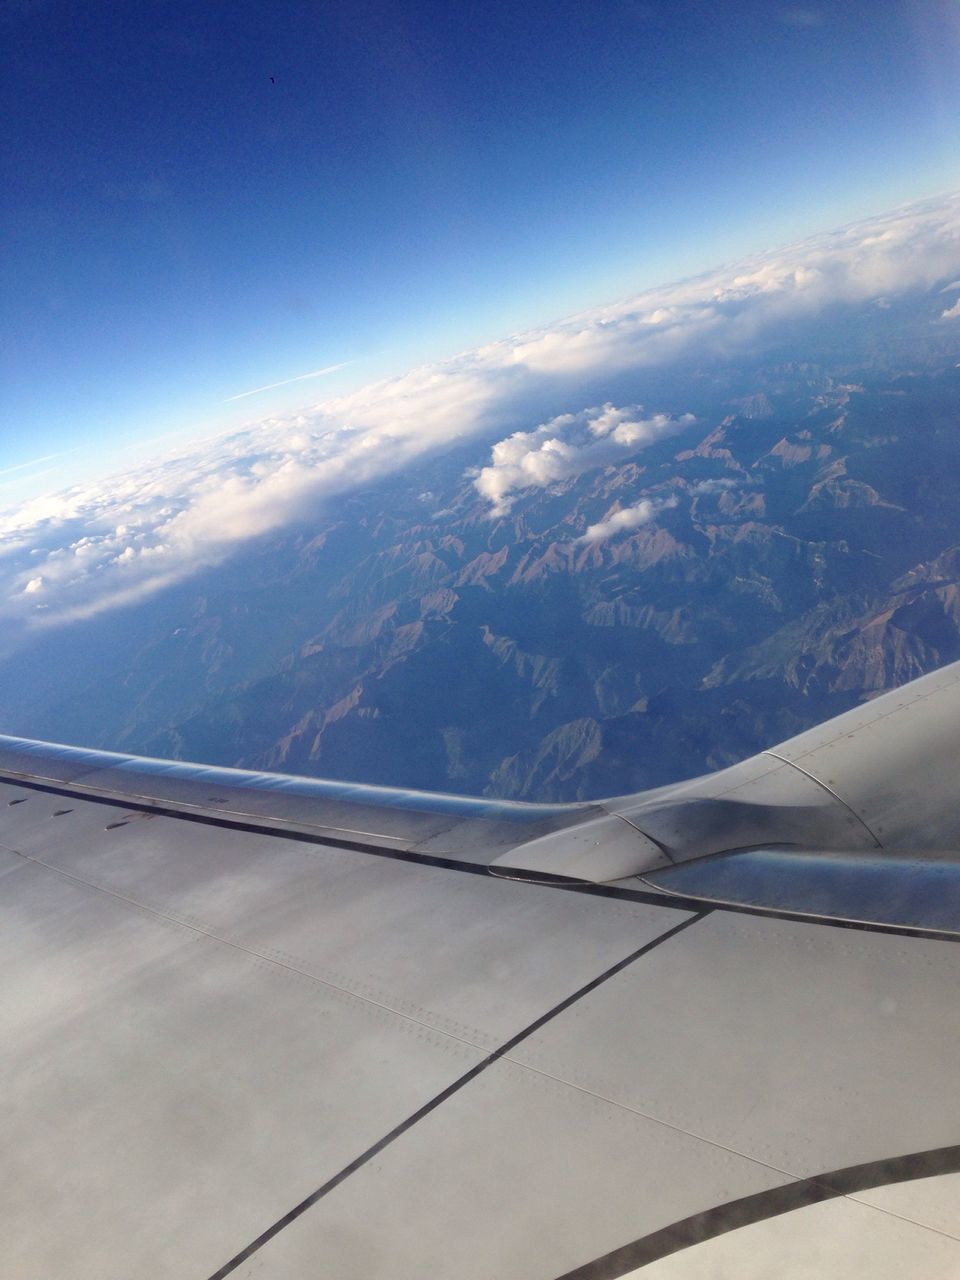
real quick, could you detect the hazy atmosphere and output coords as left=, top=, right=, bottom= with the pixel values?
left=3, top=0, right=960, bottom=797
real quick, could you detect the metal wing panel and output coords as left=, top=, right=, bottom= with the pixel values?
left=0, top=733, right=594, bottom=861
left=0, top=779, right=697, bottom=1277
left=509, top=910, right=960, bottom=1180
left=0, top=781, right=679, bottom=1052
left=608, top=658, right=960, bottom=868
left=3, top=660, right=960, bottom=1277
left=625, top=1183, right=960, bottom=1280
left=0, top=844, right=488, bottom=1280
left=242, top=1048, right=789, bottom=1280
left=215, top=908, right=960, bottom=1280
left=761, top=658, right=960, bottom=847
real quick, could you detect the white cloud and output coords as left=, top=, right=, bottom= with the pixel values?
left=2, top=191, right=960, bottom=638
left=941, top=297, right=960, bottom=320
left=474, top=404, right=695, bottom=516
left=578, top=496, right=679, bottom=543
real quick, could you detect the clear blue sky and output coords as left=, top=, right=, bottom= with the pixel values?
left=3, top=0, right=959, bottom=497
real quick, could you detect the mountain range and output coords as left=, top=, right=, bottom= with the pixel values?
left=1, top=288, right=958, bottom=800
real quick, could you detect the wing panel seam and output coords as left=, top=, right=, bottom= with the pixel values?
left=205, top=910, right=711, bottom=1280
left=762, top=749, right=882, bottom=846
left=0, top=843, right=503, bottom=1056
left=553, top=1143, right=960, bottom=1279
left=5, top=778, right=959, bottom=940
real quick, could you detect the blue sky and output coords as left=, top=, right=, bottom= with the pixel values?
left=3, top=0, right=960, bottom=500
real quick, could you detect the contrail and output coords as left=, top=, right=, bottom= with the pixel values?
left=224, top=361, right=352, bottom=403
left=0, top=450, right=72, bottom=479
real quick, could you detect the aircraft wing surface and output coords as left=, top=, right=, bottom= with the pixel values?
left=2, top=661, right=960, bottom=1278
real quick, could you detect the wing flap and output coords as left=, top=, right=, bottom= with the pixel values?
left=643, top=845, right=960, bottom=936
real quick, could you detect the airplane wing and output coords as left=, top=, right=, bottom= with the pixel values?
left=2, top=661, right=960, bottom=1278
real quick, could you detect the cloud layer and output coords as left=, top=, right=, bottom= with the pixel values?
left=474, top=404, right=695, bottom=516
left=3, top=191, right=960, bottom=637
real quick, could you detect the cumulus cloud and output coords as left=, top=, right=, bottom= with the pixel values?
left=474, top=404, right=695, bottom=515
left=578, top=496, right=679, bottom=543
left=2, top=191, right=960, bottom=637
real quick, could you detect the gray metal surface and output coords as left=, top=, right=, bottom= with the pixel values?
left=766, top=659, right=960, bottom=847
left=0, top=781, right=691, bottom=1277
left=642, top=845, right=960, bottom=934
left=490, top=812, right=672, bottom=881
left=0, top=732, right=595, bottom=862
left=510, top=910, right=960, bottom=1177
left=615, top=658, right=960, bottom=860
left=0, top=783, right=675, bottom=1053
left=635, top=1179, right=960, bottom=1280
left=245, top=1052, right=788, bottom=1280
left=188, top=910, right=960, bottom=1279
left=2, top=660, right=960, bottom=1276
